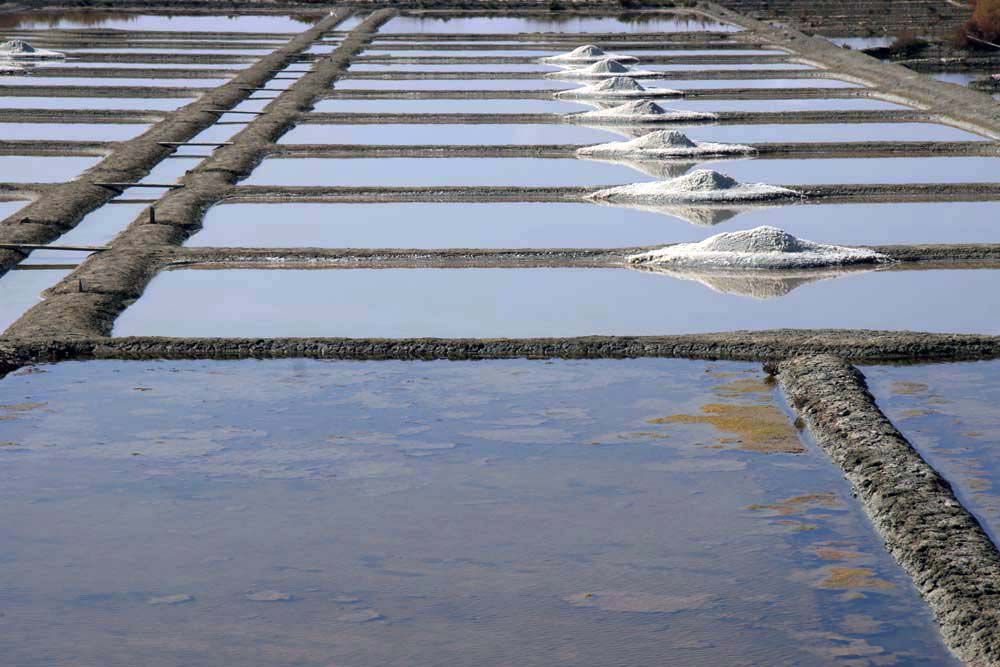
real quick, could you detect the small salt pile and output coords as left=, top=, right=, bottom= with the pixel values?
left=0, top=40, right=65, bottom=59
left=569, top=100, right=718, bottom=124
left=546, top=57, right=656, bottom=79
left=627, top=226, right=890, bottom=269
left=542, top=45, right=639, bottom=65
left=589, top=169, right=801, bottom=204
left=556, top=76, right=683, bottom=99
left=578, top=130, right=754, bottom=158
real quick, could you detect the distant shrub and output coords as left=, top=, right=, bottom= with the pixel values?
left=960, top=0, right=1000, bottom=48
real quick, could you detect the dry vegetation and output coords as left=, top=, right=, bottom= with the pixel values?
left=960, top=0, right=1000, bottom=48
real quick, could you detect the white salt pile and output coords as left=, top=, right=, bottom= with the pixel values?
left=627, top=226, right=890, bottom=269
left=546, top=57, right=656, bottom=79
left=0, top=40, right=65, bottom=59
left=589, top=169, right=801, bottom=204
left=542, top=45, right=639, bottom=65
left=568, top=100, right=718, bottom=124
left=578, top=130, right=755, bottom=158
left=556, top=76, right=683, bottom=99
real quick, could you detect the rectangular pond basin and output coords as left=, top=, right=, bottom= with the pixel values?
left=0, top=267, right=71, bottom=332
left=0, top=357, right=955, bottom=666
left=311, top=98, right=594, bottom=113
left=333, top=78, right=579, bottom=90
left=553, top=77, right=863, bottom=89
left=0, top=76, right=230, bottom=88
left=114, top=267, right=1000, bottom=338
left=0, top=156, right=100, bottom=182
left=863, top=360, right=1000, bottom=545
left=637, top=122, right=988, bottom=143
left=651, top=97, right=910, bottom=111
left=190, top=200, right=1000, bottom=249
left=279, top=123, right=627, bottom=145
left=3, top=14, right=316, bottom=31
left=242, top=157, right=655, bottom=187
left=696, top=156, right=1000, bottom=185
left=0, top=123, right=149, bottom=142
left=378, top=15, right=744, bottom=33
left=27, top=204, right=147, bottom=263
left=348, top=63, right=564, bottom=72
left=0, top=97, right=195, bottom=111
left=361, top=49, right=789, bottom=57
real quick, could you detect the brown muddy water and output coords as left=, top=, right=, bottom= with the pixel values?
left=0, top=359, right=956, bottom=666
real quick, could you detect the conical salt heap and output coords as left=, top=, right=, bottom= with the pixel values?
left=570, top=100, right=717, bottom=124
left=0, top=39, right=65, bottom=59
left=589, top=169, right=802, bottom=204
left=556, top=76, right=683, bottom=99
left=627, top=225, right=890, bottom=269
left=547, top=57, right=656, bottom=79
left=543, top=44, right=639, bottom=65
left=578, top=130, right=755, bottom=158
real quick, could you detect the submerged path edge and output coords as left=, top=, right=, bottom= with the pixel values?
left=774, top=355, right=1000, bottom=667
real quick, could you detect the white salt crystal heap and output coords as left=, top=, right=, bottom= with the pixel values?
left=546, top=57, right=656, bottom=79
left=556, top=76, right=683, bottom=99
left=627, top=225, right=891, bottom=270
left=589, top=169, right=800, bottom=204
left=0, top=40, right=65, bottom=59
left=578, top=130, right=754, bottom=158
left=569, top=100, right=717, bottom=124
left=542, top=45, right=639, bottom=65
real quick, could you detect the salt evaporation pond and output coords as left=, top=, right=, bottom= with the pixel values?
left=279, top=123, right=626, bottom=145
left=114, top=267, right=1000, bottom=338
left=360, top=49, right=787, bottom=57
left=312, top=98, right=593, bottom=113
left=0, top=123, right=149, bottom=141
left=190, top=201, right=1000, bottom=248
left=0, top=76, right=230, bottom=88
left=0, top=268, right=71, bottom=332
left=242, top=157, right=655, bottom=187
left=648, top=98, right=910, bottom=111
left=700, top=156, right=1000, bottom=185
left=0, top=97, right=195, bottom=110
left=0, top=13, right=320, bottom=31
left=644, top=123, right=986, bottom=143
left=378, top=15, right=744, bottom=33
left=348, top=63, right=564, bottom=72
left=863, top=360, right=1000, bottom=545
left=0, top=156, right=100, bottom=182
left=553, top=77, right=861, bottom=89
left=332, top=78, right=578, bottom=90
left=34, top=203, right=147, bottom=257
left=0, top=358, right=956, bottom=666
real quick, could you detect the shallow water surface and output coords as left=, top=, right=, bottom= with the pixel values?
left=701, top=156, right=1000, bottom=185
left=348, top=63, right=563, bottom=72
left=191, top=200, right=1000, bottom=248
left=644, top=122, right=987, bottom=143
left=864, top=361, right=1000, bottom=545
left=0, top=76, right=229, bottom=88
left=0, top=13, right=320, bottom=31
left=0, top=358, right=955, bottom=666
left=0, top=267, right=70, bottom=332
left=333, top=77, right=578, bottom=90
left=114, top=267, right=1000, bottom=337
left=379, top=14, right=744, bottom=34
left=243, top=157, right=654, bottom=187
left=0, top=155, right=100, bottom=182
left=279, top=123, right=626, bottom=145
left=0, top=122, right=149, bottom=141
left=312, top=98, right=592, bottom=113
left=0, top=97, right=194, bottom=110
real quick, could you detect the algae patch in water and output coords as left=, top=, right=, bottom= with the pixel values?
left=817, top=567, right=894, bottom=591
left=566, top=591, right=713, bottom=613
left=891, top=381, right=930, bottom=396
left=648, top=403, right=804, bottom=454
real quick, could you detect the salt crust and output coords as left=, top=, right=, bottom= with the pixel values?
left=589, top=169, right=801, bottom=204
left=626, top=225, right=890, bottom=269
